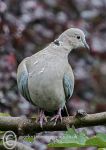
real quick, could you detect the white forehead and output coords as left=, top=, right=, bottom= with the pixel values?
left=63, top=28, right=85, bottom=38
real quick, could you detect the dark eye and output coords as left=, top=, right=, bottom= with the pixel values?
left=77, top=36, right=80, bottom=39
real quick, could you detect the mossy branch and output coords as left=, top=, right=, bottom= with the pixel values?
left=0, top=112, right=106, bottom=135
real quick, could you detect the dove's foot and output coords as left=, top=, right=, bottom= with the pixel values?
left=36, top=110, right=47, bottom=128
left=50, top=108, right=62, bottom=125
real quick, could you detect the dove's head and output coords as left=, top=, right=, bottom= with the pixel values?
left=58, top=28, right=89, bottom=50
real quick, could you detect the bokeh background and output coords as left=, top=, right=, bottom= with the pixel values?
left=0, top=0, right=106, bottom=149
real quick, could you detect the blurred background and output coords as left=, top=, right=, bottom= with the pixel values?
left=0, top=0, right=106, bottom=149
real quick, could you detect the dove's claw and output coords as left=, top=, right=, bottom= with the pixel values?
left=50, top=108, right=62, bottom=125
left=36, top=110, right=47, bottom=128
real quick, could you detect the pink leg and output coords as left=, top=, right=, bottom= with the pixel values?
left=36, top=110, right=47, bottom=128
left=50, top=108, right=62, bottom=125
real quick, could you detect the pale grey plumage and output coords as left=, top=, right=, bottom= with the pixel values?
left=17, top=28, right=89, bottom=125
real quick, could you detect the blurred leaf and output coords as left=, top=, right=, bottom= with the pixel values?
left=48, top=128, right=106, bottom=148
left=97, top=133, right=106, bottom=142
left=86, top=133, right=106, bottom=147
left=98, top=148, right=106, bottom=150
left=48, top=127, right=88, bottom=147
left=0, top=113, right=10, bottom=116
left=24, top=136, right=34, bottom=143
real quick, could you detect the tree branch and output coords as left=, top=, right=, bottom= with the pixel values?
left=0, top=112, right=106, bottom=135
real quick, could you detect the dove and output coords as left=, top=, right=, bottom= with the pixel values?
left=17, top=28, right=89, bottom=127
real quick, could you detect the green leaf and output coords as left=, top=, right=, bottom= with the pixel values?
left=0, top=113, right=10, bottom=116
left=86, top=136, right=106, bottom=147
left=48, top=127, right=106, bottom=148
left=98, top=148, right=106, bottom=150
left=48, top=127, right=88, bottom=147
left=97, top=133, right=106, bottom=142
left=86, top=133, right=106, bottom=147
left=24, top=136, right=34, bottom=143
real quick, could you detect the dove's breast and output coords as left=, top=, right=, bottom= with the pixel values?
left=27, top=49, right=74, bottom=111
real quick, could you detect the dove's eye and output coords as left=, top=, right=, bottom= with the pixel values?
left=77, top=36, right=80, bottom=39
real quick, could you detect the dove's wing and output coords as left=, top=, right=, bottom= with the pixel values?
left=17, top=59, right=32, bottom=103
left=63, top=73, right=74, bottom=100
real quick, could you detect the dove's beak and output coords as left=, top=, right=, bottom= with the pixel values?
left=82, top=39, right=90, bottom=50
